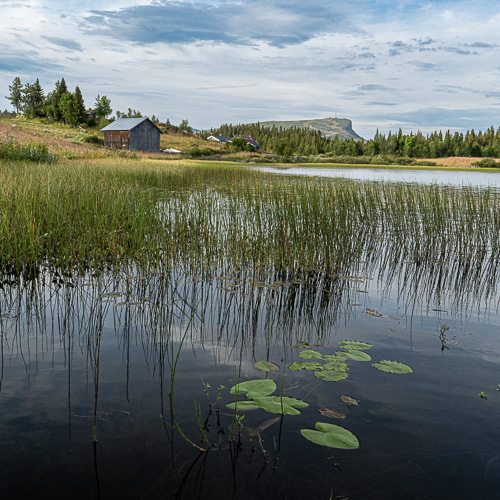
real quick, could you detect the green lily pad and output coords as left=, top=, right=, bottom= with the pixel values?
left=315, top=370, right=348, bottom=382
left=230, top=379, right=277, bottom=398
left=322, top=354, right=343, bottom=362
left=339, top=340, right=373, bottom=350
left=299, top=350, right=324, bottom=360
left=253, top=396, right=309, bottom=415
left=336, top=350, right=372, bottom=361
left=289, top=361, right=323, bottom=371
left=301, top=422, right=359, bottom=449
left=226, top=401, right=260, bottom=410
left=372, top=360, right=413, bottom=374
left=254, top=361, right=280, bottom=373
left=322, top=360, right=349, bottom=372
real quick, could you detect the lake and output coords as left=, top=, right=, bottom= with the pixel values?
left=256, top=165, right=500, bottom=188
left=1, top=164, right=499, bottom=499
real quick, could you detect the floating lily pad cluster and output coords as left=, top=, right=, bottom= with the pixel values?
left=289, top=340, right=373, bottom=382
left=227, top=379, right=308, bottom=415
left=224, top=342, right=412, bottom=451
left=289, top=340, right=412, bottom=380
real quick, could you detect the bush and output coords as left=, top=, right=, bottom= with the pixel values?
left=0, top=137, right=57, bottom=163
left=188, top=146, right=214, bottom=158
left=83, top=134, right=103, bottom=145
left=471, top=158, right=498, bottom=168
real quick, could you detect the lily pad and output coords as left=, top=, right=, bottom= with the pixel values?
left=248, top=417, right=281, bottom=436
left=322, top=354, right=343, bottom=362
left=318, top=408, right=346, bottom=419
left=226, top=401, right=260, bottom=411
left=341, top=395, right=359, bottom=406
left=301, top=422, right=359, bottom=449
left=322, top=360, right=349, bottom=372
left=339, top=340, right=373, bottom=350
left=315, top=370, right=348, bottom=382
left=230, top=379, right=277, bottom=398
left=292, top=341, right=311, bottom=349
left=336, top=350, right=372, bottom=362
left=299, top=350, right=324, bottom=360
left=254, top=361, right=280, bottom=373
left=372, top=360, right=413, bottom=374
left=253, top=396, right=309, bottom=415
left=289, top=361, right=323, bottom=371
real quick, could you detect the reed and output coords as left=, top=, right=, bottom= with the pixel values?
left=0, top=158, right=498, bottom=289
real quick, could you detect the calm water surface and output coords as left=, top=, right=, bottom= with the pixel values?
left=1, top=263, right=499, bottom=499
left=1, top=171, right=500, bottom=499
left=257, top=166, right=500, bottom=188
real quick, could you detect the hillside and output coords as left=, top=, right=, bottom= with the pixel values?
left=0, top=115, right=219, bottom=158
left=258, top=117, right=363, bottom=141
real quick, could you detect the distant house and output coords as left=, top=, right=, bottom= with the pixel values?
left=234, top=135, right=261, bottom=150
left=85, top=109, right=97, bottom=121
left=207, top=135, right=232, bottom=145
left=208, top=134, right=261, bottom=150
left=101, top=117, right=161, bottom=152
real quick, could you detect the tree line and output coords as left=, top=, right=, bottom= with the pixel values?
left=210, top=122, right=500, bottom=159
left=6, top=77, right=112, bottom=126
left=4, top=77, right=185, bottom=130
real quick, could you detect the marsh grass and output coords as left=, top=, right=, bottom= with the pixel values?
left=0, top=159, right=498, bottom=300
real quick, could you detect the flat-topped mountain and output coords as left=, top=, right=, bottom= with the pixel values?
left=258, top=117, right=363, bottom=141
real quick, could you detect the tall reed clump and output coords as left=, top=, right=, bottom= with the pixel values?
left=0, top=158, right=498, bottom=283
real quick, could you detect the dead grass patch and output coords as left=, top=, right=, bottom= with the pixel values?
left=420, top=156, right=500, bottom=167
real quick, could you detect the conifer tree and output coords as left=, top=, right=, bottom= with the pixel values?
left=73, top=86, right=86, bottom=124
left=46, top=78, right=69, bottom=121
left=22, top=79, right=45, bottom=118
left=6, top=77, right=23, bottom=114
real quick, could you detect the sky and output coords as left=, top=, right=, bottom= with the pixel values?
left=1, top=0, right=499, bottom=138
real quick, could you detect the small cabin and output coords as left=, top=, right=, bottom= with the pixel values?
left=101, top=117, right=161, bottom=152
left=207, top=135, right=232, bottom=145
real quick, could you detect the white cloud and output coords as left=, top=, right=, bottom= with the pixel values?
left=1, top=0, right=499, bottom=138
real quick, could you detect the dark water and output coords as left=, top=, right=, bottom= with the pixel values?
left=1, top=258, right=499, bottom=499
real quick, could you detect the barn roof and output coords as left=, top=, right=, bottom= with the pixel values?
left=100, top=117, right=161, bottom=132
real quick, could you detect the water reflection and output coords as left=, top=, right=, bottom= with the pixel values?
left=1, top=230, right=498, bottom=378
left=1, top=220, right=499, bottom=498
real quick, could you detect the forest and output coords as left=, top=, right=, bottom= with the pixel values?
left=211, top=122, right=500, bottom=159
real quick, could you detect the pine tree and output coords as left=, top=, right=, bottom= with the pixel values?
left=22, top=79, right=45, bottom=118
left=60, top=92, right=76, bottom=124
left=73, top=86, right=86, bottom=124
left=6, top=77, right=23, bottom=114
left=46, top=78, right=69, bottom=122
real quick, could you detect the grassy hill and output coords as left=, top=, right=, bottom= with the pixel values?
left=258, top=117, right=363, bottom=141
left=0, top=115, right=222, bottom=158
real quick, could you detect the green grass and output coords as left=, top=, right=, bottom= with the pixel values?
left=0, top=136, right=57, bottom=162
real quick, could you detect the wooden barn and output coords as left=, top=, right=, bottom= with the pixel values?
left=101, top=117, right=161, bottom=152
